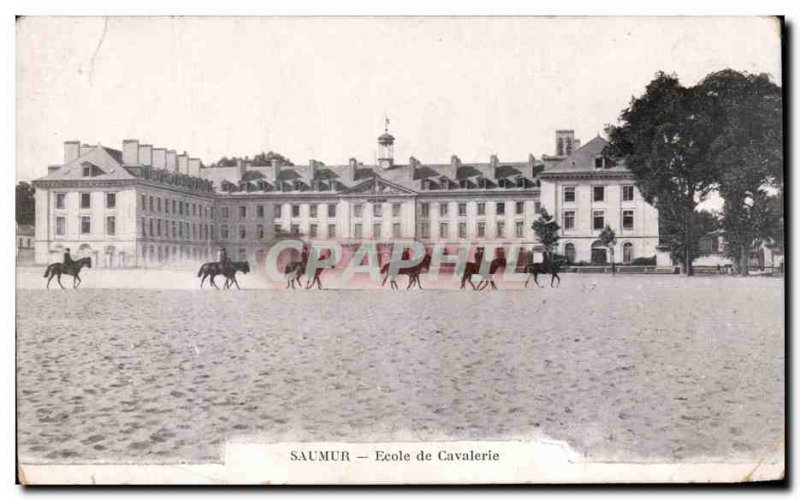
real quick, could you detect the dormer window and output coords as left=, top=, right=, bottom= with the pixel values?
left=83, top=165, right=91, bottom=177
left=516, top=177, right=526, bottom=188
left=459, top=179, right=469, bottom=189
left=594, top=156, right=606, bottom=169
left=479, top=178, right=489, bottom=189
left=421, top=178, right=430, bottom=191
left=440, top=177, right=450, bottom=190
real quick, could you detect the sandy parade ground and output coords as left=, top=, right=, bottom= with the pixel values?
left=16, top=266, right=784, bottom=467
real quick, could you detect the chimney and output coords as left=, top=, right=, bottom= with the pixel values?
left=449, top=155, right=461, bottom=180
left=528, top=154, right=537, bottom=177
left=122, top=139, right=140, bottom=165
left=139, top=144, right=153, bottom=167
left=64, top=141, right=81, bottom=163
left=574, top=139, right=581, bottom=151
left=237, top=158, right=246, bottom=178
left=489, top=154, right=499, bottom=179
left=346, top=158, right=358, bottom=183
left=178, top=152, right=189, bottom=174
left=308, top=159, right=318, bottom=182
left=271, top=158, right=281, bottom=183
left=189, top=158, right=201, bottom=177
left=166, top=150, right=178, bottom=172
left=152, top=148, right=167, bottom=169
left=555, top=130, right=575, bottom=157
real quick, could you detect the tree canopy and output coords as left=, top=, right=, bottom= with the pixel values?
left=16, top=182, right=35, bottom=226
left=213, top=151, right=295, bottom=167
left=532, top=209, right=560, bottom=253
left=605, top=69, right=782, bottom=275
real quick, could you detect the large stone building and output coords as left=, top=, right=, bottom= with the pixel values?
left=32, top=127, right=659, bottom=268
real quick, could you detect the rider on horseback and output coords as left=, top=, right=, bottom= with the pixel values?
left=63, top=247, right=74, bottom=274
left=218, top=246, right=231, bottom=272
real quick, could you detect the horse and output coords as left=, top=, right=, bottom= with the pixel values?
left=380, top=253, right=432, bottom=290
left=524, top=253, right=568, bottom=288
left=43, top=257, right=92, bottom=289
left=197, top=261, right=250, bottom=289
left=305, top=264, right=333, bottom=290
left=461, top=257, right=507, bottom=290
left=284, top=260, right=306, bottom=289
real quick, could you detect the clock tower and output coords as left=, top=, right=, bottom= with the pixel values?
left=377, top=117, right=395, bottom=170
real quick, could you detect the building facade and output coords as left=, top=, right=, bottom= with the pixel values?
left=32, top=128, right=660, bottom=268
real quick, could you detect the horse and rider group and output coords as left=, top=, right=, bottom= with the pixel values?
left=44, top=245, right=566, bottom=291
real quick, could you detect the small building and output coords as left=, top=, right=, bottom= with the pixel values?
left=16, top=223, right=35, bottom=263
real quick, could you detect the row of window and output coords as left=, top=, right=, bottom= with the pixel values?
left=419, top=201, right=539, bottom=218
left=219, top=224, right=269, bottom=240
left=54, top=215, right=115, bottom=236
left=141, top=194, right=213, bottom=219
left=562, top=242, right=637, bottom=263
left=55, top=192, right=116, bottom=210
left=141, top=217, right=214, bottom=241
left=417, top=220, right=527, bottom=240
left=563, top=209, right=636, bottom=231
left=563, top=185, right=636, bottom=204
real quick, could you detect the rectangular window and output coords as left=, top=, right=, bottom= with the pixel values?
left=291, top=224, right=300, bottom=234
left=81, top=216, right=91, bottom=234
left=106, top=216, right=116, bottom=235
left=274, top=223, right=282, bottom=234
left=458, top=203, right=467, bottom=217
left=477, top=202, right=486, bottom=216
left=354, top=223, right=363, bottom=238
left=81, top=193, right=91, bottom=209
left=165, top=199, right=170, bottom=214
left=141, top=217, right=146, bottom=238
left=373, top=203, right=382, bottom=218
left=477, top=222, right=485, bottom=238
left=193, top=204, right=197, bottom=216
left=515, top=220, right=524, bottom=238
left=173, top=200, right=177, bottom=214
left=354, top=204, right=364, bottom=218
left=222, top=206, right=230, bottom=219
left=420, top=203, right=430, bottom=218
left=439, top=222, right=449, bottom=239
left=257, top=205, right=265, bottom=218
left=83, top=165, right=91, bottom=177
left=140, top=194, right=146, bottom=210
left=328, top=204, right=337, bottom=217
left=149, top=218, right=154, bottom=236
left=496, top=221, right=505, bottom=238
left=310, top=204, right=318, bottom=218
left=392, top=203, right=401, bottom=218
left=458, top=222, right=467, bottom=239
left=328, top=224, right=336, bottom=238
left=563, top=187, right=576, bottom=203
left=275, top=205, right=282, bottom=218
left=439, top=203, right=448, bottom=217
left=292, top=205, right=300, bottom=217
left=157, top=197, right=162, bottom=212
left=515, top=201, right=524, bottom=215
left=593, top=186, right=605, bottom=202
left=239, top=206, right=247, bottom=219
left=623, top=185, right=635, bottom=202
left=55, top=193, right=66, bottom=209
left=172, top=221, right=177, bottom=238
left=420, top=222, right=430, bottom=239
left=149, top=196, right=154, bottom=212
left=392, top=222, right=401, bottom=238
left=564, top=211, right=576, bottom=231
left=239, top=225, right=246, bottom=239
left=535, top=201, right=542, bottom=214
left=594, top=157, right=605, bottom=169
left=593, top=210, right=605, bottom=230
left=310, top=224, right=318, bottom=238
left=496, top=202, right=505, bottom=216
left=623, top=210, right=635, bottom=230
left=220, top=224, right=229, bottom=239
left=373, top=223, right=382, bottom=238
left=56, top=216, right=66, bottom=236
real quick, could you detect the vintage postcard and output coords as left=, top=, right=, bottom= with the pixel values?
left=15, top=16, right=785, bottom=485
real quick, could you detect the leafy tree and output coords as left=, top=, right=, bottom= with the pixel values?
left=598, top=225, right=617, bottom=274
left=722, top=191, right=782, bottom=275
left=16, top=182, right=35, bottom=225
left=659, top=209, right=719, bottom=268
left=605, top=69, right=781, bottom=276
left=532, top=209, right=560, bottom=256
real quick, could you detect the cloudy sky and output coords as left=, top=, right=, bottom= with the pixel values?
left=16, top=16, right=781, bottom=181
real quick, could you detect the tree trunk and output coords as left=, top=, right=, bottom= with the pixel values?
left=684, top=224, right=694, bottom=276
left=610, top=248, right=616, bottom=275
left=740, top=245, right=750, bottom=276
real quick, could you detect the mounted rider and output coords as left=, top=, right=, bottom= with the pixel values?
left=63, top=247, right=75, bottom=274
left=218, top=246, right=231, bottom=272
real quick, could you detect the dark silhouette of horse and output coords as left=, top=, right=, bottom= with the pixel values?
left=43, top=257, right=92, bottom=289
left=461, top=257, right=507, bottom=290
left=524, top=253, right=568, bottom=288
left=198, top=261, right=250, bottom=289
left=380, top=252, right=432, bottom=290
left=284, top=260, right=306, bottom=289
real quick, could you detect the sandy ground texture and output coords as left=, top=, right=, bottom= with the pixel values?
left=16, top=268, right=784, bottom=465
